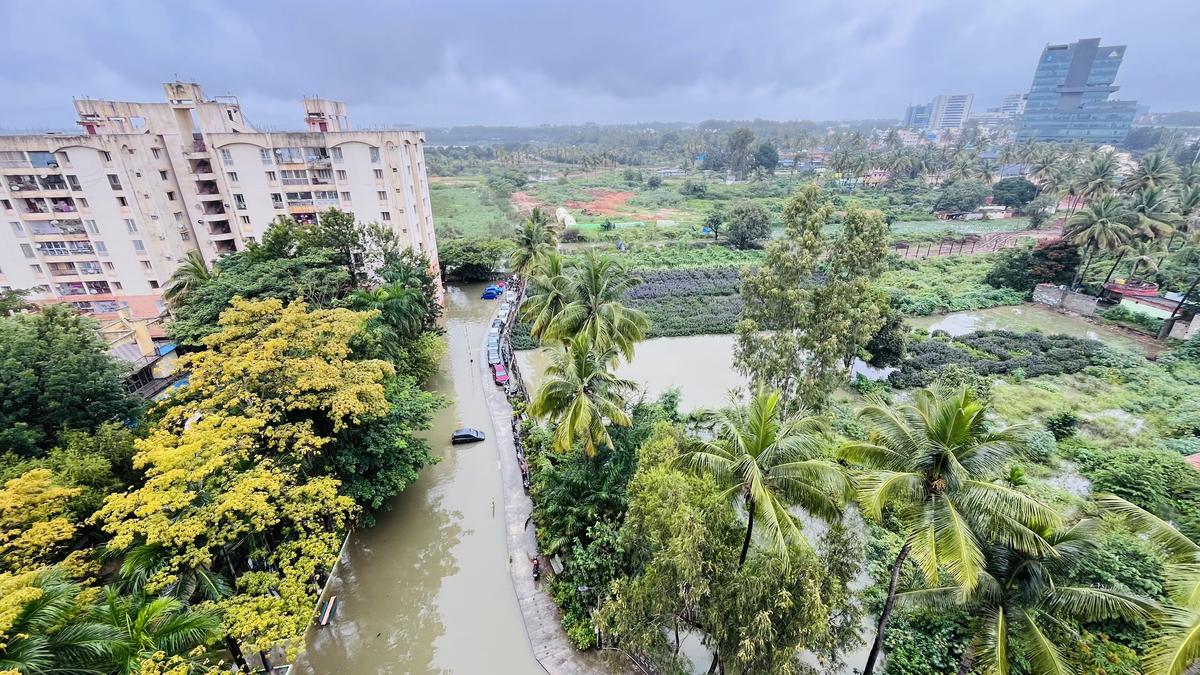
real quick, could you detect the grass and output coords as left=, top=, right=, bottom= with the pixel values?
left=429, top=177, right=516, bottom=239
left=878, top=254, right=1028, bottom=316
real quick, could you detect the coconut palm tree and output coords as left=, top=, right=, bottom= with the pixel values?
left=509, top=218, right=557, bottom=277
left=0, top=569, right=116, bottom=673
left=840, top=385, right=1059, bottom=675
left=1099, top=495, right=1200, bottom=675
left=162, top=250, right=212, bottom=309
left=1123, top=152, right=1179, bottom=193
left=117, top=543, right=232, bottom=604
left=520, top=252, right=574, bottom=342
left=678, top=387, right=850, bottom=569
left=977, top=159, right=998, bottom=184
left=529, top=333, right=638, bottom=457
left=546, top=252, right=649, bottom=361
left=349, top=281, right=426, bottom=343
left=900, top=518, right=1155, bottom=675
left=1079, top=151, right=1121, bottom=203
left=1129, top=186, right=1182, bottom=241
left=90, top=587, right=222, bottom=675
left=1066, top=194, right=1135, bottom=289
left=1125, top=239, right=1164, bottom=284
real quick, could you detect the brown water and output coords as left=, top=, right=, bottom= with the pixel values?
left=295, top=284, right=541, bottom=675
left=910, top=304, right=1145, bottom=352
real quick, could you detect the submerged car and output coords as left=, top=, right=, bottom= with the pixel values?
left=451, top=428, right=486, bottom=444
left=481, top=287, right=502, bottom=300
left=492, top=363, right=510, bottom=385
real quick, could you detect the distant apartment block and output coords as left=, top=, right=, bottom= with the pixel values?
left=1017, top=38, right=1138, bottom=144
left=928, top=94, right=974, bottom=131
left=1000, top=93, right=1028, bottom=117
left=903, top=94, right=974, bottom=131
left=0, top=82, right=439, bottom=319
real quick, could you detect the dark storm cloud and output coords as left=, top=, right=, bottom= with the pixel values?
left=0, top=0, right=1197, bottom=129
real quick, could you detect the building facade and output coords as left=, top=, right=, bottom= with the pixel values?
left=0, top=82, right=439, bottom=319
left=903, top=103, right=931, bottom=129
left=1016, top=38, right=1138, bottom=144
left=928, top=94, right=974, bottom=131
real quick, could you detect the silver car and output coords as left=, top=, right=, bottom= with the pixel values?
left=487, top=347, right=501, bottom=365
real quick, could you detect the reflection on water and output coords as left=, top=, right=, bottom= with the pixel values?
left=295, top=284, right=540, bottom=675
left=910, top=304, right=1145, bottom=352
left=517, top=334, right=890, bottom=412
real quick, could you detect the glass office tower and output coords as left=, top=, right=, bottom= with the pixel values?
left=1016, top=38, right=1137, bottom=144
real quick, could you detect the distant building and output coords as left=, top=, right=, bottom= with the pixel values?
left=1016, top=38, right=1138, bottom=144
left=903, top=103, right=932, bottom=129
left=928, top=94, right=975, bottom=131
left=655, top=167, right=686, bottom=178
left=1000, top=93, right=1028, bottom=117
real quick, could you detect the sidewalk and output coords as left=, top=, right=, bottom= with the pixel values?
left=482, top=292, right=615, bottom=675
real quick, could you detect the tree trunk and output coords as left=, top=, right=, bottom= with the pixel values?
left=1102, top=251, right=1127, bottom=286
left=674, top=617, right=681, bottom=657
left=862, top=542, right=911, bottom=675
left=1072, top=243, right=1096, bottom=290
left=957, top=639, right=976, bottom=675
left=738, top=502, right=756, bottom=568
left=225, top=636, right=252, bottom=674
left=1170, top=275, right=1200, bottom=320
left=707, top=651, right=720, bottom=673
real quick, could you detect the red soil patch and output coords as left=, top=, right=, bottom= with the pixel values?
left=565, top=189, right=636, bottom=216
left=511, top=191, right=542, bottom=214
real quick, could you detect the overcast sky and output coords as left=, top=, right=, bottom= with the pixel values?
left=1, top=0, right=1197, bottom=131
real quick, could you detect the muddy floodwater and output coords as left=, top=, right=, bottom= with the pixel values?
left=910, top=304, right=1146, bottom=353
left=295, top=284, right=541, bottom=675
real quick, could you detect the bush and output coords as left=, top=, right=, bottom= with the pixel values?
left=1100, top=305, right=1164, bottom=334
left=878, top=254, right=1029, bottom=316
left=646, top=175, right=663, bottom=188
left=679, top=179, right=708, bottom=197
left=888, top=330, right=1103, bottom=390
left=1024, top=429, right=1058, bottom=462
left=510, top=321, right=538, bottom=350
left=1045, top=410, right=1079, bottom=440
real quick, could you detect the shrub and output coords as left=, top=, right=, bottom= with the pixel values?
left=510, top=321, right=538, bottom=350
left=646, top=175, right=663, bottom=188
left=1045, top=410, right=1080, bottom=440
left=888, top=330, right=1103, bottom=390
left=679, top=179, right=708, bottom=197
left=1024, top=429, right=1058, bottom=462
left=1100, top=305, right=1164, bottom=334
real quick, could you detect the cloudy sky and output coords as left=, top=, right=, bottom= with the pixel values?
left=1, top=0, right=1197, bottom=131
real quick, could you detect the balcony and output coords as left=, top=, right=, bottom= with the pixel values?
left=51, top=198, right=76, bottom=213
left=307, top=157, right=332, bottom=169
left=201, top=202, right=226, bottom=216
left=30, top=220, right=85, bottom=237
left=7, top=176, right=39, bottom=192
left=85, top=281, right=111, bottom=295
left=56, top=282, right=87, bottom=297
left=20, top=198, right=49, bottom=214
left=183, top=139, right=209, bottom=156
left=314, top=197, right=339, bottom=207
left=189, top=159, right=215, bottom=176
left=77, top=262, right=103, bottom=276
left=281, top=177, right=310, bottom=186
left=214, top=239, right=237, bottom=254
left=47, top=263, right=77, bottom=277
left=207, top=221, right=233, bottom=236
left=39, top=175, right=68, bottom=191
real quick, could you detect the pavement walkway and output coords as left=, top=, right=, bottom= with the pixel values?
left=481, top=291, right=618, bottom=675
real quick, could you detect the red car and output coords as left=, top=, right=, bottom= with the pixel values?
left=492, top=363, right=510, bottom=385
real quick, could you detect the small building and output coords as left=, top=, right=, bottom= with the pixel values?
left=101, top=309, right=184, bottom=399
left=655, top=167, right=685, bottom=178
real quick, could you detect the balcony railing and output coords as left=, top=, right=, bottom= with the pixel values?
left=23, top=201, right=49, bottom=214
left=56, top=283, right=87, bottom=296
left=30, top=222, right=85, bottom=236
left=39, top=176, right=68, bottom=190
left=314, top=198, right=339, bottom=207
left=281, top=177, right=310, bottom=186
left=7, top=177, right=39, bottom=192
left=185, top=140, right=208, bottom=153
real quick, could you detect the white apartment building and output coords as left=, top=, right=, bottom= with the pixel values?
left=928, top=94, right=975, bottom=131
left=0, top=82, right=439, bottom=319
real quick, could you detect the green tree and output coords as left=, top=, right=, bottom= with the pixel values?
left=541, top=252, right=649, bottom=360
left=991, top=177, right=1038, bottom=211
left=900, top=519, right=1155, bottom=674
left=736, top=187, right=889, bottom=410
left=90, top=588, right=223, bottom=675
left=704, top=205, right=725, bottom=241
left=0, top=568, right=114, bottom=673
left=840, top=386, right=1059, bottom=675
left=1123, top=152, right=1179, bottom=193
left=1066, top=194, right=1135, bottom=288
left=678, top=387, right=849, bottom=568
left=1129, top=186, right=1182, bottom=241
left=725, top=200, right=771, bottom=249
left=0, top=288, right=31, bottom=316
left=162, top=251, right=213, bottom=309
left=726, top=127, right=757, bottom=179
left=1079, top=151, right=1121, bottom=203
left=529, top=334, right=638, bottom=456
left=349, top=281, right=426, bottom=345
left=437, top=238, right=511, bottom=281
left=753, top=142, right=779, bottom=175
left=1025, top=193, right=1058, bottom=229
left=933, top=179, right=991, bottom=213
left=300, top=208, right=366, bottom=285
left=0, top=306, right=141, bottom=456
left=520, top=253, right=574, bottom=342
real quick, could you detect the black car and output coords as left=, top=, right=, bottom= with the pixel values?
left=451, top=428, right=486, bottom=444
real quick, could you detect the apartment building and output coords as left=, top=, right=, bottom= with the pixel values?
left=928, top=94, right=974, bottom=131
left=0, top=82, right=439, bottom=319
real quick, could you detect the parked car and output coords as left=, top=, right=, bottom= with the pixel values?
left=491, top=318, right=503, bottom=330
left=488, top=327, right=500, bottom=341
left=451, top=428, right=486, bottom=444
left=487, top=336, right=500, bottom=351
left=492, top=363, right=509, bottom=385
left=481, top=287, right=502, bottom=300
left=488, top=347, right=501, bottom=365
left=505, top=291, right=517, bottom=302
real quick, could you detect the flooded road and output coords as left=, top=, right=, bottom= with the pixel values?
left=296, top=283, right=541, bottom=675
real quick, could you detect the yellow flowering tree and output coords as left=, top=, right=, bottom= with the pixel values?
left=0, top=469, right=82, bottom=573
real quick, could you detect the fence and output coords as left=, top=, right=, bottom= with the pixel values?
left=892, top=237, right=1020, bottom=259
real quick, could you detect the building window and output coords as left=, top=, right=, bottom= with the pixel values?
left=271, top=193, right=282, bottom=207
left=159, top=170, right=168, bottom=180
left=174, top=212, right=183, bottom=223
left=260, top=148, right=272, bottom=165
left=85, top=220, right=99, bottom=234
left=266, top=171, right=277, bottom=181
left=132, top=239, right=146, bottom=253
left=220, top=148, right=233, bottom=165
left=369, top=147, right=380, bottom=163
left=112, top=281, right=123, bottom=290
left=336, top=170, right=348, bottom=181
left=149, top=280, right=160, bottom=289
left=94, top=241, right=107, bottom=255
left=373, top=169, right=383, bottom=180
left=381, top=211, right=391, bottom=221
left=66, top=175, right=81, bottom=190
left=20, top=243, right=34, bottom=258
left=166, top=191, right=176, bottom=201
left=234, top=194, right=246, bottom=210
left=1, top=200, right=9, bottom=211
left=10, top=222, right=23, bottom=237
left=107, top=174, right=122, bottom=190
left=30, top=264, right=41, bottom=274
left=227, top=171, right=239, bottom=183
left=125, top=219, right=138, bottom=233
left=377, top=191, right=387, bottom=201
left=240, top=215, right=251, bottom=225
left=331, top=147, right=343, bottom=163
left=101, top=151, right=112, bottom=162
left=180, top=230, right=189, bottom=241
left=151, top=148, right=161, bottom=159
left=78, top=198, right=89, bottom=208
left=117, top=197, right=128, bottom=207
left=141, top=260, right=152, bottom=270
left=340, top=192, right=351, bottom=202
left=103, top=261, right=115, bottom=271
